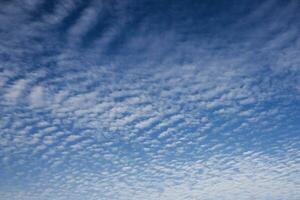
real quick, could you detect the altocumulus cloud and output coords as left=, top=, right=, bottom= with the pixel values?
left=0, top=0, right=300, bottom=200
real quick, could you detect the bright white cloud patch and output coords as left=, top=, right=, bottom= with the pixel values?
left=4, top=79, right=28, bottom=104
left=29, top=86, right=45, bottom=107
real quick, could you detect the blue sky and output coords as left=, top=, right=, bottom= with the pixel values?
left=0, top=0, right=300, bottom=199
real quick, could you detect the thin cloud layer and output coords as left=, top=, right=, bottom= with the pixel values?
left=0, top=0, right=300, bottom=200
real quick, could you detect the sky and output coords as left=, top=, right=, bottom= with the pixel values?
left=0, top=0, right=300, bottom=199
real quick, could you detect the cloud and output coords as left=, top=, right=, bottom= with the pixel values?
left=0, top=0, right=300, bottom=200
left=29, top=86, right=45, bottom=107
left=4, top=79, right=28, bottom=104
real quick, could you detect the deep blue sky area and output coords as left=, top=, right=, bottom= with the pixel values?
left=0, top=0, right=300, bottom=200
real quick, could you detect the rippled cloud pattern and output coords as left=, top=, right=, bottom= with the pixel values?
left=0, top=0, right=300, bottom=200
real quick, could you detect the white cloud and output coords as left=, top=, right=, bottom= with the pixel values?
left=29, top=86, right=45, bottom=107
left=4, top=79, right=28, bottom=104
left=0, top=0, right=300, bottom=199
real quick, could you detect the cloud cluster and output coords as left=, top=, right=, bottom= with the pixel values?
left=0, top=0, right=300, bottom=200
